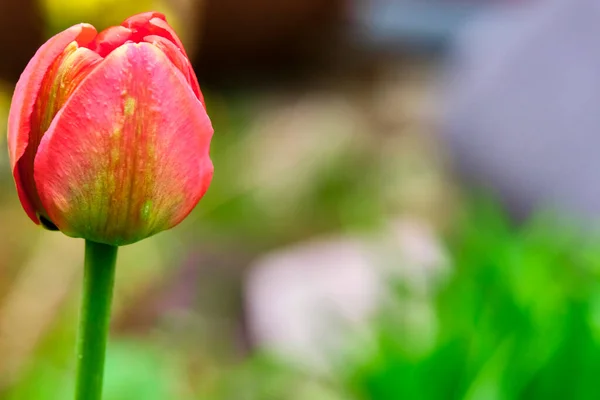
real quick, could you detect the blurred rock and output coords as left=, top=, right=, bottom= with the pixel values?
left=245, top=217, right=449, bottom=370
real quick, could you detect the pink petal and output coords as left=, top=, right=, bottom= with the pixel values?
left=88, top=26, right=133, bottom=57
left=122, top=12, right=188, bottom=57
left=35, top=42, right=213, bottom=245
left=7, top=23, right=97, bottom=224
left=122, top=11, right=166, bottom=26
left=143, top=34, right=204, bottom=104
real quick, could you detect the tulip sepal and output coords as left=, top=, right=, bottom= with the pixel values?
left=75, top=240, right=118, bottom=400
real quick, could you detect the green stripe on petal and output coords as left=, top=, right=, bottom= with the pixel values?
left=34, top=43, right=213, bottom=245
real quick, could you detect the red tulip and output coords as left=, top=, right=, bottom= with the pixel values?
left=7, top=12, right=213, bottom=245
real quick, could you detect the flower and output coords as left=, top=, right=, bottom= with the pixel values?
left=7, top=11, right=213, bottom=246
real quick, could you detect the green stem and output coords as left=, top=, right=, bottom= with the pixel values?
left=75, top=240, right=118, bottom=400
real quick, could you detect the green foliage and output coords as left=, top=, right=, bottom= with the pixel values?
left=344, top=201, right=600, bottom=400
left=7, top=194, right=600, bottom=400
left=187, top=198, right=600, bottom=400
left=4, top=338, right=183, bottom=400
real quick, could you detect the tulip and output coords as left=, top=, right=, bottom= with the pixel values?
left=7, top=11, right=213, bottom=246
left=8, top=12, right=214, bottom=400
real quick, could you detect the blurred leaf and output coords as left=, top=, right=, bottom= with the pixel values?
left=103, top=340, right=181, bottom=400
left=338, top=198, right=600, bottom=400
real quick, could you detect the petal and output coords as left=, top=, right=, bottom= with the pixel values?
left=88, top=26, right=134, bottom=57
left=122, top=11, right=166, bottom=26
left=143, top=34, right=204, bottom=104
left=18, top=43, right=102, bottom=227
left=35, top=42, right=213, bottom=245
left=36, top=44, right=103, bottom=135
left=145, top=17, right=188, bottom=57
left=7, top=23, right=97, bottom=224
left=122, top=12, right=188, bottom=57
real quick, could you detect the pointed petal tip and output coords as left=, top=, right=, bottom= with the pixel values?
left=122, top=11, right=167, bottom=29
left=88, top=25, right=133, bottom=57
left=143, top=34, right=202, bottom=102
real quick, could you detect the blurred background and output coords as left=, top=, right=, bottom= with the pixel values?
left=3, top=0, right=600, bottom=398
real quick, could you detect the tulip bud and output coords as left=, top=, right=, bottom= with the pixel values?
left=8, top=12, right=213, bottom=245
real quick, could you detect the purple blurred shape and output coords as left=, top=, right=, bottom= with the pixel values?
left=441, top=0, right=600, bottom=224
